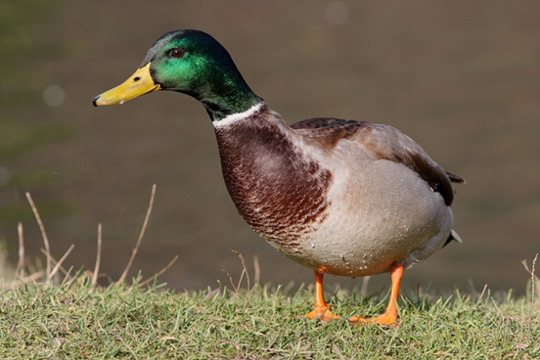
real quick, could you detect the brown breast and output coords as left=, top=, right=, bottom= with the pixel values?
left=214, top=107, right=332, bottom=254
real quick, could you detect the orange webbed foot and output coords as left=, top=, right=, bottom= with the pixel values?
left=301, top=270, right=343, bottom=322
left=349, top=311, right=397, bottom=326
left=350, top=264, right=404, bottom=327
left=300, top=306, right=343, bottom=322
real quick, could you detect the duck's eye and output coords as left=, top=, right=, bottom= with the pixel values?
left=169, top=48, right=185, bottom=59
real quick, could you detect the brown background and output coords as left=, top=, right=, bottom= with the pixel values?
left=1, top=1, right=539, bottom=294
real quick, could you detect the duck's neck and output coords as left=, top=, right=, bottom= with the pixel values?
left=212, top=102, right=266, bottom=128
left=202, top=93, right=262, bottom=122
left=197, top=72, right=262, bottom=122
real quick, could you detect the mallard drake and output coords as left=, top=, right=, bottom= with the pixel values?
left=94, top=29, right=464, bottom=325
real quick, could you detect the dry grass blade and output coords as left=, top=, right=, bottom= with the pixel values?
left=10, top=287, right=23, bottom=309
left=26, top=192, right=51, bottom=280
left=117, top=184, right=157, bottom=286
left=140, top=255, right=179, bottom=287
left=522, top=253, right=539, bottom=303
left=231, top=250, right=250, bottom=292
left=47, top=244, right=75, bottom=282
left=40, top=249, right=72, bottom=280
left=222, top=269, right=238, bottom=294
left=476, top=284, right=488, bottom=304
left=92, top=224, right=102, bottom=286
left=253, top=254, right=260, bottom=285
left=333, top=344, right=346, bottom=360
left=9, top=271, right=44, bottom=288
left=532, top=254, right=538, bottom=304
left=15, top=222, right=25, bottom=279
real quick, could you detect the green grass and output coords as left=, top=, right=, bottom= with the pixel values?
left=1, top=273, right=538, bottom=359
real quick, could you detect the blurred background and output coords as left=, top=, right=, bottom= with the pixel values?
left=1, top=1, right=539, bottom=294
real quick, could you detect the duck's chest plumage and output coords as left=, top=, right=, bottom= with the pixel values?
left=214, top=105, right=332, bottom=254
left=213, top=103, right=453, bottom=277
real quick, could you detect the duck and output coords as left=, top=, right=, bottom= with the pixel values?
left=93, top=29, right=464, bottom=325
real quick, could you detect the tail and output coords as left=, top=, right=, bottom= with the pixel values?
left=446, top=171, right=465, bottom=184
left=443, top=229, right=463, bottom=247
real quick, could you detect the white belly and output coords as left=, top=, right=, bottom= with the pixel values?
left=281, top=157, right=452, bottom=277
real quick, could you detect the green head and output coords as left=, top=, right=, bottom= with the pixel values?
left=93, top=30, right=262, bottom=121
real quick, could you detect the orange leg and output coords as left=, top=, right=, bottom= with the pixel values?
left=350, top=264, right=404, bottom=325
left=300, top=270, right=342, bottom=322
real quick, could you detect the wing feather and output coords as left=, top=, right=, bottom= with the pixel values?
left=290, top=117, right=463, bottom=206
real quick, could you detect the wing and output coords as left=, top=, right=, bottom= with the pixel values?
left=290, top=117, right=464, bottom=206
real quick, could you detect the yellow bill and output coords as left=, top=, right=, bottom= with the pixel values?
left=93, top=62, right=160, bottom=106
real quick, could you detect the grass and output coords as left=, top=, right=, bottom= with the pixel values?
left=0, top=187, right=538, bottom=359
left=0, top=276, right=539, bottom=359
